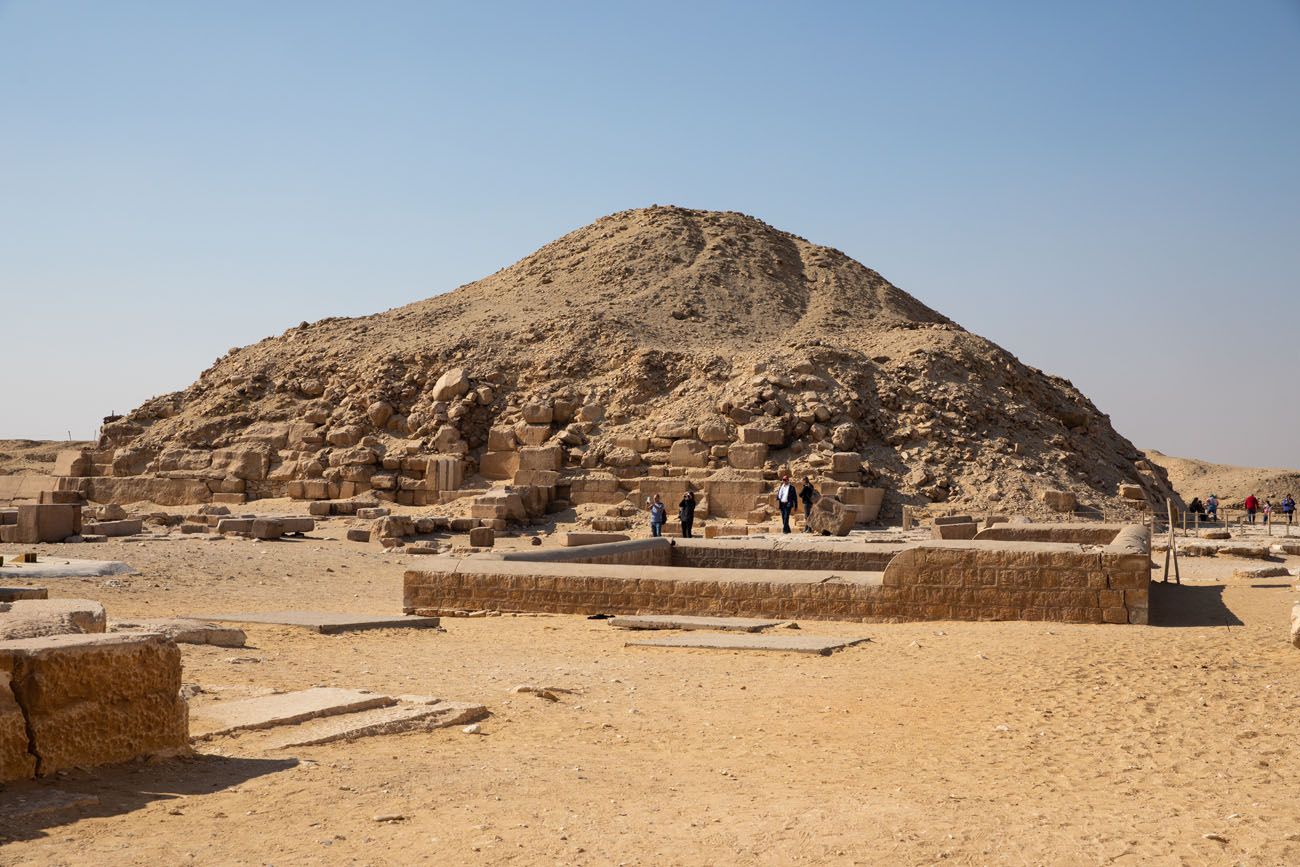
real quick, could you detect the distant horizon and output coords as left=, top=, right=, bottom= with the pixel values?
left=2, top=1, right=1296, bottom=468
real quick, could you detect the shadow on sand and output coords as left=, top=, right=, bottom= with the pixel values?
left=0, top=753, right=298, bottom=843
left=1149, top=581, right=1244, bottom=628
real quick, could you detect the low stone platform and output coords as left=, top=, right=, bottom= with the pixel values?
left=110, top=617, right=247, bottom=647
left=626, top=633, right=871, bottom=655
left=191, top=611, right=442, bottom=634
left=609, top=614, right=782, bottom=632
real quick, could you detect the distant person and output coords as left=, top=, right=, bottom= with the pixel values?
left=1262, top=500, right=1272, bottom=524
left=1188, top=497, right=1205, bottom=523
left=648, top=494, right=667, bottom=538
left=776, top=475, right=798, bottom=534
left=1206, top=494, right=1219, bottom=522
left=799, top=477, right=818, bottom=532
left=1283, top=494, right=1296, bottom=525
left=1245, top=493, right=1259, bottom=524
left=678, top=491, right=696, bottom=539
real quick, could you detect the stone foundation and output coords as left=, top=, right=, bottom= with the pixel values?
left=406, top=527, right=1150, bottom=625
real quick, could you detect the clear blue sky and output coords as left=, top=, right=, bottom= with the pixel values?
left=2, top=1, right=1297, bottom=468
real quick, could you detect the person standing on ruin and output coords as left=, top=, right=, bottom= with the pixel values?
left=678, top=491, right=696, bottom=539
left=1245, top=493, right=1259, bottom=524
left=799, top=476, right=818, bottom=532
left=648, top=494, right=667, bottom=538
left=1262, top=499, right=1272, bottom=525
left=776, top=475, right=797, bottom=534
left=1206, top=494, right=1219, bottom=522
left=1283, top=494, right=1295, bottom=526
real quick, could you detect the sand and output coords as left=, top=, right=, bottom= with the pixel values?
left=1, top=530, right=1299, bottom=865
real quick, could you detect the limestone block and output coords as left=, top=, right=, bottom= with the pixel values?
left=696, top=420, right=732, bottom=443
left=669, top=439, right=710, bottom=468
left=53, top=449, right=94, bottom=478
left=577, top=403, right=605, bottom=423
left=468, top=527, right=494, bottom=547
left=0, top=599, right=107, bottom=640
left=346, top=528, right=370, bottom=542
left=16, top=504, right=82, bottom=543
left=110, top=618, right=246, bottom=647
left=517, top=424, right=552, bottom=446
left=518, top=445, right=563, bottom=472
left=81, top=519, right=142, bottom=538
left=480, top=450, right=520, bottom=480
left=39, top=490, right=84, bottom=505
left=487, top=426, right=518, bottom=451
left=830, top=452, right=861, bottom=473
left=521, top=402, right=554, bottom=425
left=704, top=524, right=748, bottom=538
left=603, top=447, right=642, bottom=468
left=932, top=521, right=978, bottom=540
left=250, top=518, right=284, bottom=540
left=655, top=421, right=696, bottom=439
left=559, top=532, right=630, bottom=547
left=728, top=443, right=769, bottom=470
left=703, top=478, right=766, bottom=518
left=470, top=492, right=526, bottom=523
left=1040, top=490, right=1077, bottom=513
left=615, top=435, right=651, bottom=452
left=1199, top=529, right=1231, bottom=540
left=0, top=669, right=35, bottom=781
left=1118, top=483, right=1144, bottom=500
left=808, top=496, right=855, bottom=536
left=210, top=447, right=271, bottom=481
left=432, top=368, right=471, bottom=401
left=738, top=426, right=784, bottom=446
left=0, top=633, right=188, bottom=775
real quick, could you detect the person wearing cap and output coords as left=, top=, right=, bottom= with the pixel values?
left=775, top=475, right=798, bottom=534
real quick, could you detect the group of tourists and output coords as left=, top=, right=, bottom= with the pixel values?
left=647, top=475, right=822, bottom=537
left=1187, top=493, right=1295, bottom=525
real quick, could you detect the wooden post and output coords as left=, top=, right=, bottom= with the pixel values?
left=1163, top=499, right=1181, bottom=584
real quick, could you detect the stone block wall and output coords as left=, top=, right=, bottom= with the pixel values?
left=670, top=539, right=901, bottom=572
left=407, top=527, right=1151, bottom=625
left=974, top=523, right=1131, bottom=545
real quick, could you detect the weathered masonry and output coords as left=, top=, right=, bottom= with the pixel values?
left=404, top=524, right=1151, bottom=625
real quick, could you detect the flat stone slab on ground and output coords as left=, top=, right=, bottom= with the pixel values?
left=110, top=618, right=247, bottom=647
left=627, top=633, right=871, bottom=656
left=0, top=559, right=136, bottom=579
left=609, top=614, right=783, bottom=632
left=264, top=701, right=488, bottom=749
left=191, top=687, right=396, bottom=738
left=190, top=611, right=441, bottom=634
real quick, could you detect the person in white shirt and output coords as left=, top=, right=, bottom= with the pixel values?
left=775, top=475, right=797, bottom=534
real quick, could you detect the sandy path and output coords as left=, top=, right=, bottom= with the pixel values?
left=2, top=536, right=1300, bottom=865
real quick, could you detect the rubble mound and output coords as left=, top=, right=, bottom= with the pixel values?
left=92, top=206, right=1176, bottom=515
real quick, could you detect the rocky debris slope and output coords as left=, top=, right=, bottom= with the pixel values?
left=91, top=206, right=1176, bottom=516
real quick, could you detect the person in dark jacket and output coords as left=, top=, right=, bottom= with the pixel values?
left=798, top=477, right=818, bottom=532
left=678, top=491, right=697, bottom=538
left=775, top=475, right=797, bottom=534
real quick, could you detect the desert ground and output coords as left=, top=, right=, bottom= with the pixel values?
left=3, top=510, right=1300, bottom=866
